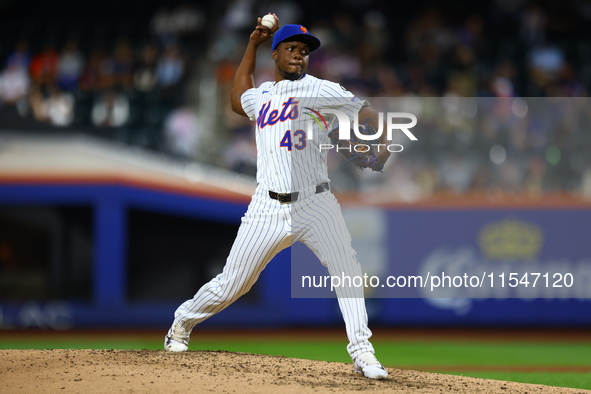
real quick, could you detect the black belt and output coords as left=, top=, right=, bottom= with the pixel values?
left=269, top=182, right=330, bottom=204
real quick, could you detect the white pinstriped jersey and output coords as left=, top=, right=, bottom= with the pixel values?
left=241, top=74, right=365, bottom=193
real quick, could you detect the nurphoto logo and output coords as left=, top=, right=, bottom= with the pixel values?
left=305, top=109, right=418, bottom=152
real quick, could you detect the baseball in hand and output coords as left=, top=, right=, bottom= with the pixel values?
left=261, top=14, right=276, bottom=30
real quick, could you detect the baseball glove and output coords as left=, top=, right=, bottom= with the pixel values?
left=327, top=118, right=384, bottom=172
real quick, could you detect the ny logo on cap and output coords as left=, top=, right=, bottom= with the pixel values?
left=299, top=25, right=308, bottom=34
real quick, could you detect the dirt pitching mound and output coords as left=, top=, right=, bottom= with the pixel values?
left=0, top=349, right=587, bottom=393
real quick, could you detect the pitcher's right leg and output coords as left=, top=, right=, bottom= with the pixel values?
left=165, top=192, right=292, bottom=351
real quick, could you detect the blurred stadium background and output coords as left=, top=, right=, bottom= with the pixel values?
left=1, top=0, right=591, bottom=390
left=1, top=0, right=591, bottom=383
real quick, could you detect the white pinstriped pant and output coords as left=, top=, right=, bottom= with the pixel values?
left=170, top=185, right=374, bottom=360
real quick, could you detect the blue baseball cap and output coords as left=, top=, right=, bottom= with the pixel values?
left=272, top=24, right=321, bottom=52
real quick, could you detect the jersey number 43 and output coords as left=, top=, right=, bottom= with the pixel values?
left=280, top=129, right=307, bottom=151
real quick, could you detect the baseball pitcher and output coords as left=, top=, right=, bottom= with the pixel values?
left=165, top=14, right=390, bottom=380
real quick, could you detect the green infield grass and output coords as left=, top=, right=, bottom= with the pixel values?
left=434, top=372, right=591, bottom=391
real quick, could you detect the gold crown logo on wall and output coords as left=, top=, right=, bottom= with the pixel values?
left=478, top=218, right=543, bottom=260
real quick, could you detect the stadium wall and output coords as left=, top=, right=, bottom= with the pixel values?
left=0, top=180, right=590, bottom=330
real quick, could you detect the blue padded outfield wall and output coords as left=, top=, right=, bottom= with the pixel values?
left=0, top=181, right=590, bottom=330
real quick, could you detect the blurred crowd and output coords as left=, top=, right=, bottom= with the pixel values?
left=1, top=0, right=591, bottom=200
left=0, top=2, right=203, bottom=156
left=214, top=0, right=591, bottom=200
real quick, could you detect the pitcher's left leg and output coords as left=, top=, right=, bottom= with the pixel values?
left=293, top=192, right=374, bottom=359
left=294, top=193, right=388, bottom=379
